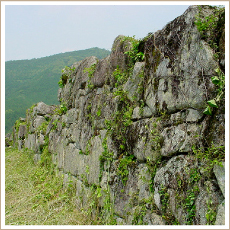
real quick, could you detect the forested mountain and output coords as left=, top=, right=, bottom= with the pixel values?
left=5, top=47, right=110, bottom=133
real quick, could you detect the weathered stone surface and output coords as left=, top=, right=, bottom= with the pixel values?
left=143, top=211, right=165, bottom=225
left=18, top=125, right=27, bottom=140
left=75, top=178, right=91, bottom=208
left=58, top=56, right=98, bottom=107
left=195, top=181, right=223, bottom=225
left=214, top=162, right=225, bottom=197
left=160, top=123, right=200, bottom=156
left=132, top=106, right=153, bottom=120
left=33, top=116, right=46, bottom=129
left=24, top=133, right=36, bottom=150
left=5, top=133, right=13, bottom=147
left=206, top=113, right=225, bottom=146
left=109, top=35, right=132, bottom=72
left=186, top=108, right=203, bottom=122
left=65, top=108, right=79, bottom=124
left=123, top=62, right=145, bottom=102
left=33, top=102, right=56, bottom=116
left=129, top=118, right=163, bottom=162
left=92, top=56, right=110, bottom=87
left=154, top=154, right=224, bottom=224
left=18, top=140, right=24, bottom=150
left=215, top=200, right=225, bottom=225
left=144, top=6, right=218, bottom=116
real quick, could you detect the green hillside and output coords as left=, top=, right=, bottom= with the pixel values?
left=5, top=47, right=110, bottom=134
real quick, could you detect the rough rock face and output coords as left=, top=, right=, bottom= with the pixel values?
left=12, top=6, right=225, bottom=225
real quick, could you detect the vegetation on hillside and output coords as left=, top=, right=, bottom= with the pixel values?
left=5, top=47, right=110, bottom=134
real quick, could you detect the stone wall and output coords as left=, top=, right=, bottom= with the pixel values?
left=12, top=6, right=225, bottom=225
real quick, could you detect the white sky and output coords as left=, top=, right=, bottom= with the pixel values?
left=4, top=2, right=191, bottom=61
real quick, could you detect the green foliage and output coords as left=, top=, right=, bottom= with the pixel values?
left=5, top=48, right=110, bottom=134
left=37, top=120, right=49, bottom=134
left=104, top=88, right=135, bottom=156
left=123, top=36, right=145, bottom=64
left=206, top=198, right=217, bottom=225
left=61, top=66, right=76, bottom=74
left=185, top=186, right=199, bottom=224
left=84, top=184, right=116, bottom=225
left=84, top=63, right=97, bottom=89
left=112, top=66, right=128, bottom=88
left=39, top=146, right=53, bottom=170
left=159, top=185, right=180, bottom=225
left=147, top=155, right=163, bottom=193
left=96, top=108, right=101, bottom=117
left=99, top=137, right=113, bottom=165
left=159, top=185, right=170, bottom=214
left=192, top=143, right=224, bottom=176
left=132, top=205, right=147, bottom=225
left=14, top=119, right=26, bottom=133
left=101, top=187, right=117, bottom=225
left=195, top=5, right=225, bottom=54
left=52, top=119, right=59, bottom=130
left=117, top=155, right=135, bottom=185
left=203, top=68, right=225, bottom=115
left=195, top=11, right=218, bottom=36
left=84, top=63, right=97, bottom=78
left=54, top=102, right=67, bottom=115
left=85, top=139, right=92, bottom=155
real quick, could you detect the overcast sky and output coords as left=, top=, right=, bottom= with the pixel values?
left=4, top=3, right=191, bottom=61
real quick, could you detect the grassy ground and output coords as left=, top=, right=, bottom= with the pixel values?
left=5, top=147, right=95, bottom=225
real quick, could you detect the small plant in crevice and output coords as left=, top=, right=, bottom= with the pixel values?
left=112, top=66, right=128, bottom=88
left=85, top=139, right=92, bottom=155
left=192, top=143, right=224, bottom=177
left=206, top=197, right=217, bottom=225
left=54, top=102, right=68, bottom=115
left=101, top=187, right=117, bottom=225
left=117, top=154, right=136, bottom=185
left=105, top=88, right=135, bottom=156
left=122, top=36, right=145, bottom=65
left=158, top=185, right=180, bottom=225
left=58, top=66, right=76, bottom=88
left=203, top=68, right=225, bottom=115
left=99, top=137, right=114, bottom=181
left=184, top=186, right=199, bottom=225
left=51, top=119, right=59, bottom=130
left=14, top=119, right=26, bottom=133
left=132, top=205, right=147, bottom=225
left=147, top=155, right=163, bottom=193
left=96, top=107, right=102, bottom=117
left=37, top=120, right=50, bottom=134
left=84, top=63, right=97, bottom=90
left=39, top=146, right=53, bottom=170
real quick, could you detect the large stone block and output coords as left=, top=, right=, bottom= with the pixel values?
left=33, top=102, right=56, bottom=116
left=18, top=125, right=27, bottom=140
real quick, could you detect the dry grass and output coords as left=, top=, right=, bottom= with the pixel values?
left=5, top=147, right=93, bottom=225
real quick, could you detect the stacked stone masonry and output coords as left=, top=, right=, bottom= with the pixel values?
left=13, top=6, right=225, bottom=225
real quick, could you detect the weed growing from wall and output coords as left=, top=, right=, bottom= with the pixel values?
left=84, top=63, right=97, bottom=89
left=203, top=68, right=225, bottom=115
left=54, top=102, right=67, bottom=115
left=58, top=66, right=76, bottom=88
left=122, top=36, right=145, bottom=65
left=192, top=143, right=224, bottom=177
left=117, top=154, right=135, bottom=185
left=195, top=5, right=225, bottom=57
